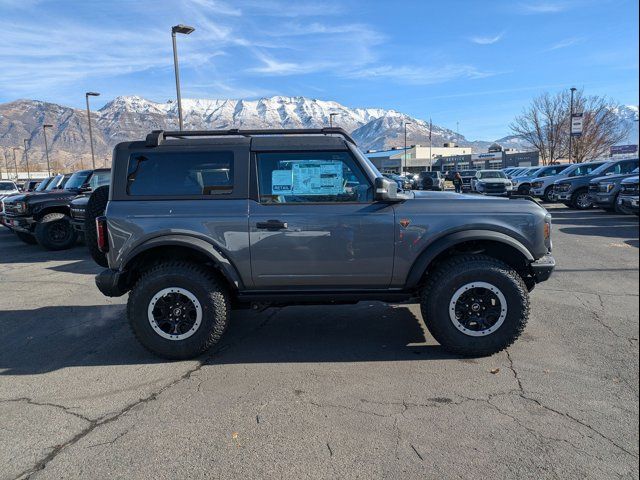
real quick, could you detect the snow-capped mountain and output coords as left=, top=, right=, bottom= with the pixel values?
left=0, top=96, right=636, bottom=172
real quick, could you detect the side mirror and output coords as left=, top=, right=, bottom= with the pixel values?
left=375, top=177, right=402, bottom=202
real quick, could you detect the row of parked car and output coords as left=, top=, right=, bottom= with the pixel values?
left=380, top=157, right=639, bottom=215
left=0, top=169, right=111, bottom=264
left=503, top=157, right=639, bottom=214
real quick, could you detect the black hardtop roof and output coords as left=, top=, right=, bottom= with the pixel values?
left=144, top=128, right=356, bottom=148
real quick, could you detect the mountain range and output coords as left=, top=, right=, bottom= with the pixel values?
left=0, top=96, right=637, bottom=173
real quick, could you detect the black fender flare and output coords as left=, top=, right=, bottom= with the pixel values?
left=122, top=234, right=244, bottom=290
left=404, top=229, right=534, bottom=289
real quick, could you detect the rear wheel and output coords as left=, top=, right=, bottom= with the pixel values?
left=127, top=262, right=230, bottom=359
left=571, top=189, right=593, bottom=210
left=15, top=231, right=37, bottom=245
left=84, top=186, right=110, bottom=267
left=34, top=213, right=78, bottom=250
left=420, top=255, right=529, bottom=356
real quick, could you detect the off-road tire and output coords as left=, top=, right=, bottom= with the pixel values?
left=570, top=189, right=593, bottom=210
left=34, top=213, right=78, bottom=250
left=420, top=254, right=530, bottom=356
left=127, top=262, right=230, bottom=359
left=15, top=231, right=38, bottom=245
left=84, top=186, right=109, bottom=267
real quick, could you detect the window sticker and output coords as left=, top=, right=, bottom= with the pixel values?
left=271, top=170, right=294, bottom=194
left=291, top=162, right=344, bottom=195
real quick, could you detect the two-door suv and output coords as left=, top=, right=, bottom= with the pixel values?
left=95, top=128, right=555, bottom=359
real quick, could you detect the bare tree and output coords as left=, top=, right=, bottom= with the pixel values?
left=511, top=90, right=631, bottom=163
left=568, top=91, right=630, bottom=162
left=510, top=92, right=566, bottom=165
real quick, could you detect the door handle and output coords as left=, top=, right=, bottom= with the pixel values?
left=256, top=219, right=288, bottom=231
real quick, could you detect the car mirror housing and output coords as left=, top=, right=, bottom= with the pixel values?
left=374, top=177, right=402, bottom=202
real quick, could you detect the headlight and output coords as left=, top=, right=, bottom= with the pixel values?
left=531, top=181, right=543, bottom=188
left=15, top=201, right=28, bottom=213
left=555, top=183, right=571, bottom=192
left=599, top=182, right=615, bottom=193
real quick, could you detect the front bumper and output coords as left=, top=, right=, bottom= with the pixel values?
left=530, top=255, right=556, bottom=283
left=556, top=191, right=573, bottom=202
left=95, top=269, right=129, bottom=297
left=593, top=192, right=615, bottom=208
left=619, top=195, right=639, bottom=213
left=3, top=215, right=35, bottom=233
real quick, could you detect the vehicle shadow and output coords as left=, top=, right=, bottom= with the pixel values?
left=0, top=303, right=453, bottom=376
left=559, top=224, right=639, bottom=243
left=0, top=229, right=89, bottom=265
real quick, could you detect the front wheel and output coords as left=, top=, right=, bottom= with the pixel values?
left=543, top=186, right=555, bottom=203
left=127, top=262, right=230, bottom=359
left=571, top=190, right=593, bottom=210
left=420, top=255, right=529, bottom=356
left=34, top=213, right=78, bottom=250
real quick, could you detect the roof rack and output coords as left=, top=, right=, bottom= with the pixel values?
left=145, top=128, right=356, bottom=147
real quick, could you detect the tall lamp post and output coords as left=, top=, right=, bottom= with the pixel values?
left=12, top=147, right=20, bottom=180
left=171, top=24, right=195, bottom=131
left=23, top=139, right=30, bottom=179
left=3, top=152, right=10, bottom=180
left=43, top=124, right=53, bottom=176
left=85, top=92, right=100, bottom=169
left=403, top=122, right=412, bottom=174
left=329, top=113, right=338, bottom=128
left=568, top=87, right=577, bottom=163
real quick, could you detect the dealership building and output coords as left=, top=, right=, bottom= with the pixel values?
left=366, top=143, right=539, bottom=173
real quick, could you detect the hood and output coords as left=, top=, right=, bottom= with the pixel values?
left=406, top=190, right=548, bottom=216
left=590, top=172, right=638, bottom=184
left=3, top=189, right=78, bottom=206
left=70, top=194, right=90, bottom=207
left=621, top=176, right=639, bottom=185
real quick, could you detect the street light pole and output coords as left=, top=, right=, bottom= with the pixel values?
left=568, top=87, right=576, bottom=163
left=329, top=113, right=338, bottom=128
left=43, top=124, right=53, bottom=176
left=12, top=147, right=20, bottom=180
left=404, top=122, right=412, bottom=174
left=85, top=92, right=100, bottom=169
left=171, top=24, right=195, bottom=131
left=429, top=118, right=433, bottom=172
left=23, top=139, right=30, bottom=179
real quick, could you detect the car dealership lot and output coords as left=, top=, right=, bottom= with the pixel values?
left=0, top=205, right=638, bottom=480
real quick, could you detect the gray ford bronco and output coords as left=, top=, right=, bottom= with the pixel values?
left=95, top=128, right=555, bottom=359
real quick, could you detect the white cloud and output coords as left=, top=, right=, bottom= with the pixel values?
left=517, top=2, right=569, bottom=13
left=347, top=64, right=498, bottom=86
left=548, top=37, right=585, bottom=50
left=470, top=33, right=504, bottom=45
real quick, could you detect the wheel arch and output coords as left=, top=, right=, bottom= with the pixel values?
left=405, top=230, right=534, bottom=290
left=33, top=205, right=71, bottom=222
left=121, top=235, right=244, bottom=294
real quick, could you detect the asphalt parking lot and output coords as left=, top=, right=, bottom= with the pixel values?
left=0, top=205, right=638, bottom=480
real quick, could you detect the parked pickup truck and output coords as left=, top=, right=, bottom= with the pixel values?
left=618, top=175, right=639, bottom=216
left=94, top=128, right=555, bottom=359
left=589, top=167, right=639, bottom=213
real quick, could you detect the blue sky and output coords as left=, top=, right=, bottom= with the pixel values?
left=0, top=0, right=637, bottom=140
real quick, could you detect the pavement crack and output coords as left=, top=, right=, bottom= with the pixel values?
left=410, top=444, right=424, bottom=461
left=86, top=428, right=131, bottom=449
left=505, top=349, right=525, bottom=395
left=326, top=442, right=333, bottom=457
left=12, top=308, right=284, bottom=480
left=0, top=397, right=92, bottom=424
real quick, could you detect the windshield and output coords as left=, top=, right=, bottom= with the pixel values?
left=64, top=170, right=92, bottom=190
left=45, top=175, right=65, bottom=190
left=585, top=162, right=613, bottom=176
left=0, top=182, right=16, bottom=191
left=478, top=171, right=507, bottom=179
left=568, top=162, right=606, bottom=177
left=35, top=178, right=51, bottom=191
left=460, top=170, right=477, bottom=176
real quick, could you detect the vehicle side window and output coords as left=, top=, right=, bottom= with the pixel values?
left=256, top=151, right=372, bottom=204
left=127, top=151, right=233, bottom=196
